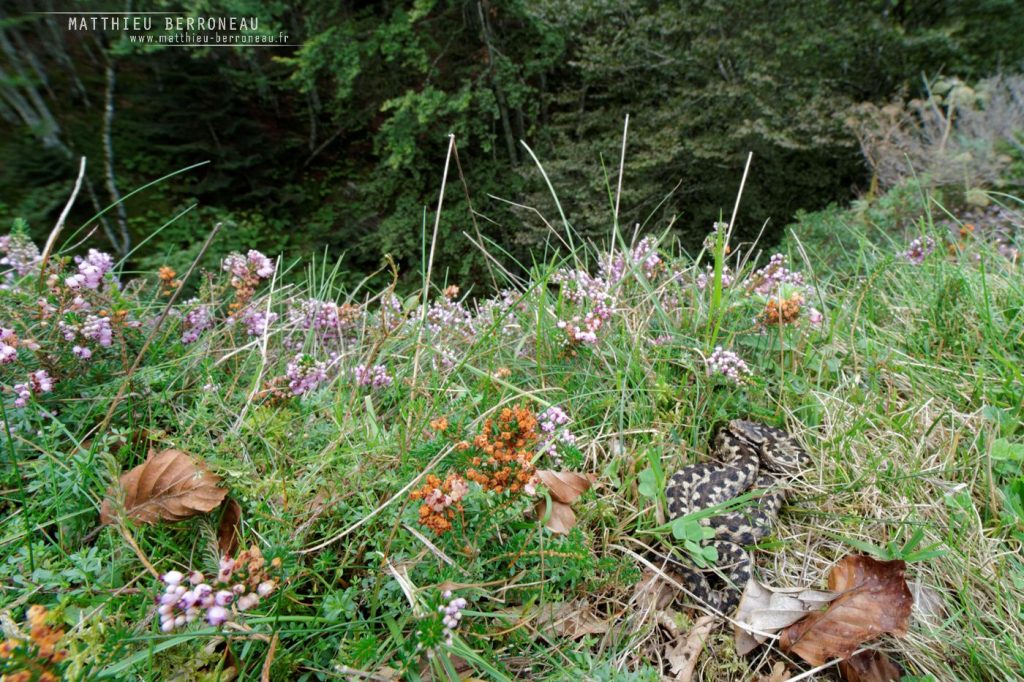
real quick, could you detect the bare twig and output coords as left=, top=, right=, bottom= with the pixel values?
left=39, top=156, right=86, bottom=289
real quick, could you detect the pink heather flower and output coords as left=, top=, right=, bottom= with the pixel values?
left=0, top=327, right=17, bottom=364
left=238, top=307, right=278, bottom=336
left=180, top=300, right=213, bottom=344
left=222, top=249, right=275, bottom=283
left=748, top=254, right=805, bottom=296
left=631, top=236, right=662, bottom=279
left=217, top=557, right=235, bottom=583
left=256, top=581, right=275, bottom=597
left=902, top=236, right=936, bottom=264
left=66, top=249, right=114, bottom=290
left=705, top=346, right=751, bottom=384
left=287, top=353, right=328, bottom=395
left=214, top=590, right=234, bottom=607
left=82, top=315, right=113, bottom=347
left=206, top=605, right=229, bottom=626
left=0, top=232, right=41, bottom=289
left=695, top=265, right=734, bottom=291
left=438, top=593, right=469, bottom=644
left=448, top=476, right=469, bottom=502
left=162, top=571, right=184, bottom=586
left=808, top=307, right=824, bottom=326
left=537, top=405, right=576, bottom=462
left=353, top=363, right=392, bottom=389
left=72, top=345, right=92, bottom=360
left=236, top=593, right=260, bottom=611
left=12, top=369, right=54, bottom=407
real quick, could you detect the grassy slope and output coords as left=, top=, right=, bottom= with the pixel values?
left=1, top=179, right=1023, bottom=681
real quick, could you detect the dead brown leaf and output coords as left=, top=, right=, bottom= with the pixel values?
left=666, top=615, right=715, bottom=681
left=532, top=600, right=610, bottom=639
left=838, top=649, right=903, bottom=682
left=755, top=662, right=792, bottom=682
left=532, top=470, right=595, bottom=533
left=217, top=498, right=242, bottom=557
left=536, top=470, right=595, bottom=504
left=734, top=578, right=838, bottom=655
left=100, top=448, right=227, bottom=525
left=780, top=556, right=912, bottom=666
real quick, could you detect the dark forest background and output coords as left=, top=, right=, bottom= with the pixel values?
left=2, top=0, right=1023, bottom=288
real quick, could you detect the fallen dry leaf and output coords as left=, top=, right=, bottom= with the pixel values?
left=838, top=649, right=903, bottom=682
left=100, top=448, right=227, bottom=525
left=532, top=600, right=610, bottom=639
left=666, top=615, right=715, bottom=681
left=533, top=470, right=595, bottom=533
left=780, top=556, right=912, bottom=666
left=633, top=568, right=683, bottom=612
left=536, top=470, right=596, bottom=504
left=755, top=662, right=792, bottom=682
left=218, top=498, right=242, bottom=557
left=734, top=578, right=838, bottom=655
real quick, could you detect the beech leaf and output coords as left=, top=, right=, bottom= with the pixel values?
left=780, top=556, right=912, bottom=666
left=734, top=578, right=838, bottom=655
left=533, top=497, right=577, bottom=534
left=100, top=448, right=227, bottom=525
left=217, top=498, right=243, bottom=556
left=838, top=649, right=903, bottom=682
left=536, top=470, right=596, bottom=504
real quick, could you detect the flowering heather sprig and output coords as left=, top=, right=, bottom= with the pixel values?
left=695, top=265, right=734, bottom=291
left=808, top=307, right=824, bottom=326
left=410, top=473, right=469, bottom=534
left=439, top=591, right=469, bottom=644
left=551, top=267, right=612, bottom=305
left=0, top=232, right=42, bottom=287
left=66, top=249, right=114, bottom=290
left=353, top=363, right=392, bottom=389
left=902, top=236, right=936, bottom=264
left=286, top=353, right=328, bottom=396
left=12, top=370, right=54, bottom=408
left=631, top=236, right=663, bottom=279
left=426, top=296, right=476, bottom=340
left=705, top=346, right=751, bottom=384
left=288, top=298, right=360, bottom=345
left=0, top=605, right=68, bottom=682
left=222, top=249, right=275, bottom=308
left=537, top=405, right=576, bottom=462
left=237, top=307, right=278, bottom=337
left=557, top=303, right=612, bottom=347
left=180, top=300, right=213, bottom=344
left=379, top=293, right=404, bottom=330
left=747, top=254, right=805, bottom=296
left=1, top=327, right=19, bottom=364
left=81, top=314, right=113, bottom=347
left=157, top=547, right=280, bottom=633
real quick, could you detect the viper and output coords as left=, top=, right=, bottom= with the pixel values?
left=665, top=420, right=809, bottom=613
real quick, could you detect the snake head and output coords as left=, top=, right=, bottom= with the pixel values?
left=727, top=419, right=810, bottom=474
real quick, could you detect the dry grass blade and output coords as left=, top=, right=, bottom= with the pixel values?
left=780, top=556, right=912, bottom=666
left=101, top=448, right=227, bottom=524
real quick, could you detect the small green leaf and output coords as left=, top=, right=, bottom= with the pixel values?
left=638, top=467, right=659, bottom=499
left=991, top=438, right=1024, bottom=462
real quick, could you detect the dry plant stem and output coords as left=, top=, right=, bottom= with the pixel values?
left=614, top=113, right=629, bottom=227
left=96, top=221, right=223, bottom=434
left=38, top=155, right=86, bottom=290
left=116, top=520, right=159, bottom=579
left=410, top=133, right=455, bottom=393
left=452, top=136, right=496, bottom=290
left=724, top=151, right=754, bottom=246
left=261, top=631, right=279, bottom=682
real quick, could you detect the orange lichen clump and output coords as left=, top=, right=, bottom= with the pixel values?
left=760, top=292, right=803, bottom=326
left=464, top=405, right=539, bottom=495
left=410, top=473, right=468, bottom=534
left=0, top=605, right=68, bottom=682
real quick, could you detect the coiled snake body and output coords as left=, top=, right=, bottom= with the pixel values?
left=665, top=420, right=809, bottom=613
